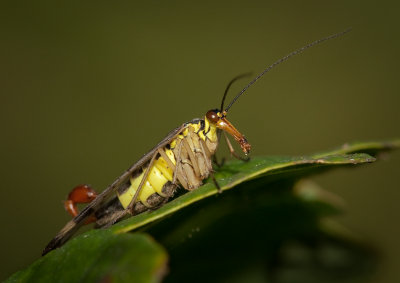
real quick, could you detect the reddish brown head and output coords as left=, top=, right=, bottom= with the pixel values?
left=206, top=109, right=251, bottom=155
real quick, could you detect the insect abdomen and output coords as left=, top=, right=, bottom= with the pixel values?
left=117, top=148, right=176, bottom=209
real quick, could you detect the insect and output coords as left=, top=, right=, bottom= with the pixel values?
left=42, top=29, right=351, bottom=255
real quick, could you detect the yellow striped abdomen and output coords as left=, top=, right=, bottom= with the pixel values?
left=117, top=149, right=176, bottom=209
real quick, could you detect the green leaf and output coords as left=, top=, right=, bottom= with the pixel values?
left=6, top=139, right=398, bottom=282
left=147, top=173, right=377, bottom=283
left=6, top=231, right=168, bottom=283
left=111, top=139, right=399, bottom=234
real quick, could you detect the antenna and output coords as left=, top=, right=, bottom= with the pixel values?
left=220, top=73, right=252, bottom=111
left=224, top=28, right=352, bottom=112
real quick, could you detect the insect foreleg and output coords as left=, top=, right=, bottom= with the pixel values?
left=213, top=130, right=226, bottom=167
left=223, top=131, right=250, bottom=161
left=212, top=154, right=226, bottom=168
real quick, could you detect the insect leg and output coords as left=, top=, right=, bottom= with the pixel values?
left=64, top=184, right=98, bottom=224
left=127, top=152, right=158, bottom=215
left=210, top=172, right=222, bottom=193
left=199, top=138, right=214, bottom=173
left=173, top=140, right=190, bottom=190
left=197, top=138, right=221, bottom=192
left=213, top=155, right=226, bottom=168
left=223, top=131, right=250, bottom=161
left=173, top=140, right=183, bottom=184
left=182, top=138, right=201, bottom=177
left=213, top=130, right=226, bottom=167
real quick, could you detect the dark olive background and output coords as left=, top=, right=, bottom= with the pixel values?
left=1, top=1, right=399, bottom=282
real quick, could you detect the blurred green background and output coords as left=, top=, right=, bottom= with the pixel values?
left=1, top=0, right=399, bottom=281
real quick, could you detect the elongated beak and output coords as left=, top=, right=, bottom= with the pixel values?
left=216, top=117, right=251, bottom=155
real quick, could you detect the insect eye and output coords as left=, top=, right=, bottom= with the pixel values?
left=206, top=110, right=220, bottom=124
